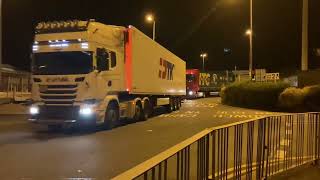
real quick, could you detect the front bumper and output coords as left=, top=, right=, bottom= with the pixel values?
left=28, top=105, right=97, bottom=125
left=28, top=118, right=77, bottom=125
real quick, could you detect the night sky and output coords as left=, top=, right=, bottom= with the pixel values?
left=3, top=0, right=320, bottom=73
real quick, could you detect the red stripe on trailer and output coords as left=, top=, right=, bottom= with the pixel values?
left=125, top=28, right=133, bottom=92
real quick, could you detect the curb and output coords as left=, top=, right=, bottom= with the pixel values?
left=0, top=98, right=13, bottom=105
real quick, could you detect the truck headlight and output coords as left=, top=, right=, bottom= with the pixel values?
left=29, top=106, right=39, bottom=115
left=188, top=91, right=194, bottom=96
left=79, top=107, right=93, bottom=116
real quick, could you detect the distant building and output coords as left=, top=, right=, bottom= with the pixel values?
left=0, top=64, right=31, bottom=92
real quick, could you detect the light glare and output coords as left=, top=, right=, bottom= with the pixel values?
left=30, top=107, right=39, bottom=115
left=246, top=29, right=252, bottom=36
left=80, top=107, right=93, bottom=116
left=146, top=14, right=154, bottom=22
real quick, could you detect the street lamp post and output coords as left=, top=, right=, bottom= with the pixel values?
left=0, top=0, right=2, bottom=81
left=301, top=0, right=309, bottom=71
left=246, top=29, right=253, bottom=78
left=200, top=53, right=208, bottom=71
left=145, top=14, right=156, bottom=41
left=249, top=0, right=253, bottom=78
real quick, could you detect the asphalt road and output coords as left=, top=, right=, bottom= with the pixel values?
left=0, top=97, right=278, bottom=179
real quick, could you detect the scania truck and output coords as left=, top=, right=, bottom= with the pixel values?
left=29, top=20, right=186, bottom=130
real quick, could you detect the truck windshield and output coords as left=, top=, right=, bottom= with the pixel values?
left=186, top=74, right=195, bottom=83
left=32, top=51, right=93, bottom=75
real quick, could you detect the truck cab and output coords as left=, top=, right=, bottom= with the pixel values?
left=29, top=20, right=126, bottom=129
left=186, top=69, right=200, bottom=98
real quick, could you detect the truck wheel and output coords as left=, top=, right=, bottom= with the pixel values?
left=166, top=98, right=174, bottom=113
left=175, top=98, right=180, bottom=110
left=173, top=98, right=178, bottom=111
left=142, top=100, right=152, bottom=120
left=104, top=102, right=119, bottom=129
left=133, top=101, right=144, bottom=122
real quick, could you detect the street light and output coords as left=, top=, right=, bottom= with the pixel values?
left=200, top=53, right=208, bottom=71
left=245, top=29, right=252, bottom=36
left=145, top=14, right=156, bottom=41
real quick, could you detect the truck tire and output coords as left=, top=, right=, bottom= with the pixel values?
left=166, top=98, right=174, bottom=113
left=133, top=101, right=144, bottom=122
left=175, top=98, right=180, bottom=110
left=173, top=98, right=178, bottom=111
left=104, top=102, right=119, bottom=129
left=142, top=100, right=152, bottom=120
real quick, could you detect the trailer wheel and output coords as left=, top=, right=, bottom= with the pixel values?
left=142, top=100, right=152, bottom=120
left=103, top=102, right=119, bottom=129
left=173, top=98, right=178, bottom=111
left=175, top=98, right=180, bottom=110
left=133, top=101, right=144, bottom=122
left=166, top=98, right=174, bottom=113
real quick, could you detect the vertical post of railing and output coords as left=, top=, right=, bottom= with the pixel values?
left=151, top=167, right=155, bottom=180
left=246, top=122, right=254, bottom=180
left=277, top=116, right=281, bottom=172
left=217, top=130, right=221, bottom=179
left=164, top=160, right=167, bottom=180
left=316, top=113, right=320, bottom=163
left=234, top=125, right=238, bottom=179
left=272, top=116, right=276, bottom=175
left=284, top=115, right=287, bottom=170
left=197, top=140, right=200, bottom=179
left=225, top=128, right=229, bottom=180
left=256, top=119, right=263, bottom=179
left=212, top=131, right=216, bottom=180
left=144, top=172, right=148, bottom=180
left=206, top=135, right=209, bottom=180
left=177, top=151, right=180, bottom=180
left=265, top=117, right=271, bottom=177
left=158, top=162, right=162, bottom=180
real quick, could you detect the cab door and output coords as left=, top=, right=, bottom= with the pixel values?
left=96, top=48, right=121, bottom=94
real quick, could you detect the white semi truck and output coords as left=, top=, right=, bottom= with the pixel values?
left=29, top=20, right=186, bottom=130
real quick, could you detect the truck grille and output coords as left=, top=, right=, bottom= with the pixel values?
left=39, top=106, right=79, bottom=120
left=40, top=84, right=78, bottom=105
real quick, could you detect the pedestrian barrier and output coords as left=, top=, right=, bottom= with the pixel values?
left=112, top=113, right=320, bottom=180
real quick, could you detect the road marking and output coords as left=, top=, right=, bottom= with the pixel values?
left=159, top=111, right=200, bottom=118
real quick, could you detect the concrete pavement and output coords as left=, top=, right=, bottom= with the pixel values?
left=0, top=97, right=279, bottom=179
left=0, top=103, right=28, bottom=115
left=271, top=163, right=320, bottom=180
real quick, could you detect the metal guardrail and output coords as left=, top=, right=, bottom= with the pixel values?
left=112, top=113, right=320, bottom=180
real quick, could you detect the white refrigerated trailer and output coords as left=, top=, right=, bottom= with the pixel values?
left=29, top=20, right=186, bottom=129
